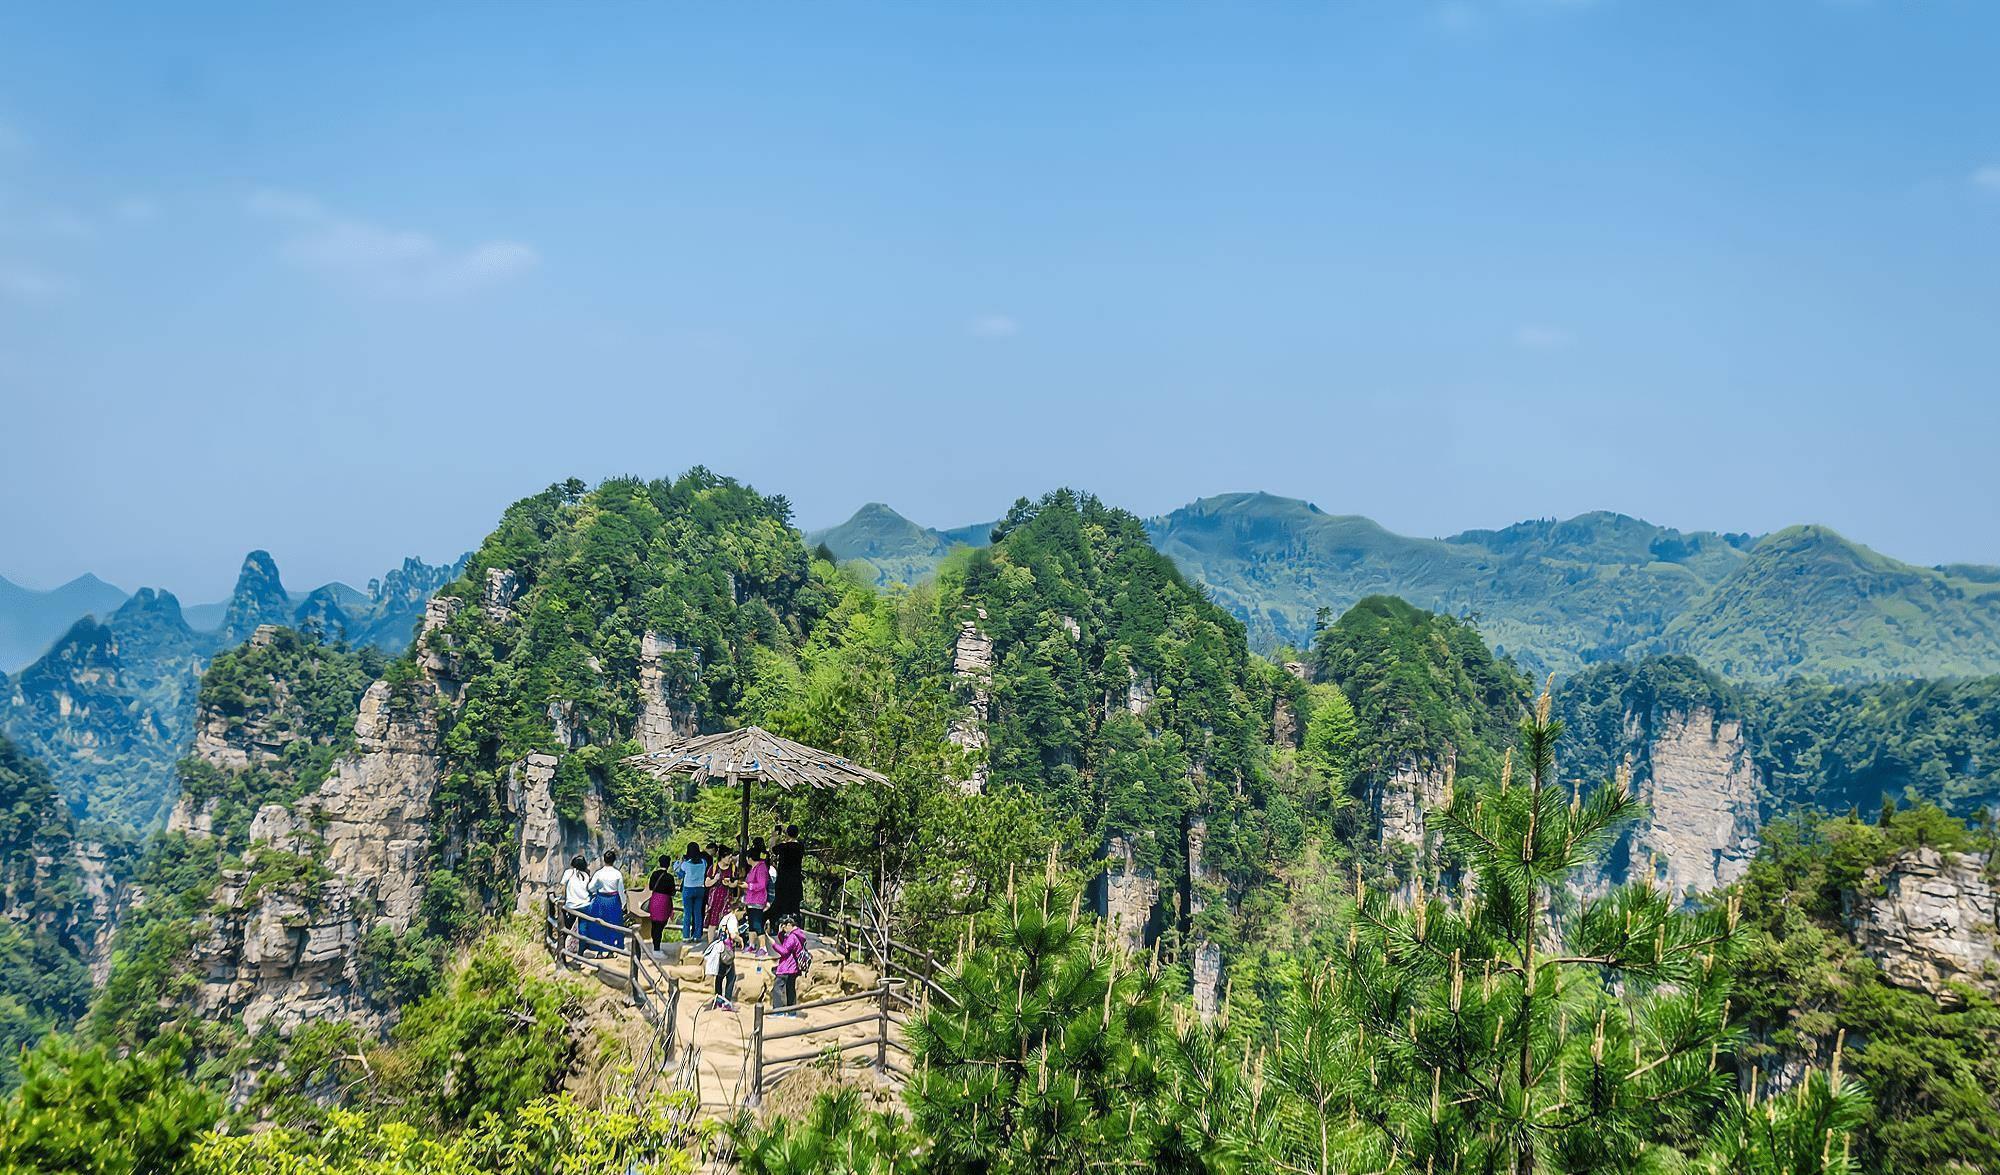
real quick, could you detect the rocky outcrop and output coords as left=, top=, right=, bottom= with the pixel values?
left=481, top=568, right=521, bottom=624
left=1271, top=697, right=1299, bottom=747
left=509, top=753, right=562, bottom=911
left=946, top=613, right=994, bottom=793
left=1100, top=834, right=1158, bottom=953
left=1596, top=706, right=1761, bottom=900
left=414, top=595, right=464, bottom=694
left=1374, top=755, right=1454, bottom=854
left=1126, top=667, right=1155, bottom=717
left=634, top=631, right=696, bottom=752
left=1847, top=847, right=1999, bottom=1002
left=180, top=678, right=443, bottom=1036
left=1186, top=818, right=1222, bottom=1020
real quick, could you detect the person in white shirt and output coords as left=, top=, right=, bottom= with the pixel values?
left=559, top=854, right=591, bottom=955
left=704, top=897, right=744, bottom=1009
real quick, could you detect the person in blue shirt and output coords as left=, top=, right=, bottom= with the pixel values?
left=674, top=843, right=709, bottom=943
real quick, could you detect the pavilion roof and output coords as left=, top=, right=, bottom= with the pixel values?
left=620, top=725, right=890, bottom=791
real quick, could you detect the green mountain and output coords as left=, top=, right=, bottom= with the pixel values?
left=806, top=503, right=993, bottom=587
left=0, top=735, right=98, bottom=1089
left=1665, top=525, right=2000, bottom=683
left=822, top=493, right=2000, bottom=683
left=0, top=574, right=128, bottom=674
left=1146, top=493, right=1755, bottom=676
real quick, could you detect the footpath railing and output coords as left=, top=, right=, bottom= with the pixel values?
left=542, top=894, right=683, bottom=1105
left=541, top=893, right=952, bottom=1107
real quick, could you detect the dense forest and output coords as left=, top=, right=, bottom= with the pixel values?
left=2, top=475, right=1996, bottom=1173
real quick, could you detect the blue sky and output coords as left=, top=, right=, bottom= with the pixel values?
left=2, top=1, right=1996, bottom=598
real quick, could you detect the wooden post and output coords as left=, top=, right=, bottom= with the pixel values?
left=876, top=982, right=891, bottom=1074
left=750, top=1003, right=766, bottom=1106
left=735, top=768, right=751, bottom=861
left=628, top=925, right=644, bottom=1008
left=666, top=976, right=679, bottom=1060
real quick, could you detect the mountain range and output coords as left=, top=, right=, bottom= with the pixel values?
left=0, top=550, right=463, bottom=828
left=815, top=493, right=2000, bottom=682
left=0, top=557, right=469, bottom=674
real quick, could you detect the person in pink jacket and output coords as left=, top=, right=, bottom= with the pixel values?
left=742, top=840, right=772, bottom=956
left=770, top=914, right=807, bottom=1015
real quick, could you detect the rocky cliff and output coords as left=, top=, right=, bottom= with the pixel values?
left=1847, top=847, right=2000, bottom=1002
left=1374, top=755, right=1454, bottom=854
left=1592, top=705, right=1762, bottom=899
left=170, top=659, right=443, bottom=1036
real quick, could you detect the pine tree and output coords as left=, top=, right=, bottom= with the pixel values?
left=1249, top=683, right=1863, bottom=1173
left=904, top=853, right=1176, bottom=1174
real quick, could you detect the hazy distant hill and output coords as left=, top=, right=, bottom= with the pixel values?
left=806, top=502, right=994, bottom=587
left=0, top=574, right=128, bottom=673
left=0, top=550, right=464, bottom=827
left=815, top=494, right=2000, bottom=683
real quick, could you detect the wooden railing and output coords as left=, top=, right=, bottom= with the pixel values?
left=748, top=977, right=918, bottom=1101
left=540, top=892, right=948, bottom=1107
left=542, top=894, right=680, bottom=1105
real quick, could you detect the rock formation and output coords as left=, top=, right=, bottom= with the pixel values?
left=1374, top=755, right=1454, bottom=854
left=946, top=613, right=994, bottom=792
left=1187, top=818, right=1222, bottom=1020
left=1847, top=847, right=2000, bottom=1002
left=1590, top=706, right=1761, bottom=900
left=1100, top=833, right=1158, bottom=954
left=635, top=631, right=696, bottom=752
left=172, top=673, right=443, bottom=1036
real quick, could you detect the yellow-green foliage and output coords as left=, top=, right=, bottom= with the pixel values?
left=186, top=1094, right=709, bottom=1175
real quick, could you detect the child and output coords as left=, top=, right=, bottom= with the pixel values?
left=704, top=901, right=743, bottom=1010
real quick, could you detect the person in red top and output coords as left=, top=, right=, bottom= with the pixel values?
left=770, top=913, right=807, bottom=1015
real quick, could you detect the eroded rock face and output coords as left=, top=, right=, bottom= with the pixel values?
left=635, top=631, right=697, bottom=752
left=509, top=753, right=563, bottom=912
left=1127, top=667, right=1156, bottom=717
left=1594, top=706, right=1761, bottom=900
left=1187, top=819, right=1222, bottom=1020
left=1100, top=834, right=1158, bottom=954
left=1848, top=847, right=2000, bottom=1001
left=947, top=614, right=994, bottom=793
left=481, top=568, right=521, bottom=623
left=1375, top=756, right=1454, bottom=853
left=183, top=680, right=443, bottom=1036
left=1271, top=697, right=1299, bottom=747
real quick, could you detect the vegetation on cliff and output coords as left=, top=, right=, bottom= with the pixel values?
left=1728, top=803, right=2000, bottom=1174
left=1557, top=655, right=2000, bottom=819
left=0, top=736, right=97, bottom=1089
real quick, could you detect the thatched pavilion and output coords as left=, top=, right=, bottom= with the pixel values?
left=621, top=726, right=890, bottom=856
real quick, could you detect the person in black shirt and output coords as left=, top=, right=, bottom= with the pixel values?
left=771, top=824, right=805, bottom=919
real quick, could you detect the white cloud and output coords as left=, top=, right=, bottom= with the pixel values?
left=1514, top=324, right=1575, bottom=350
left=247, top=187, right=538, bottom=298
left=1973, top=165, right=2000, bottom=194
left=0, top=264, right=77, bottom=304
left=969, top=313, right=1019, bottom=338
